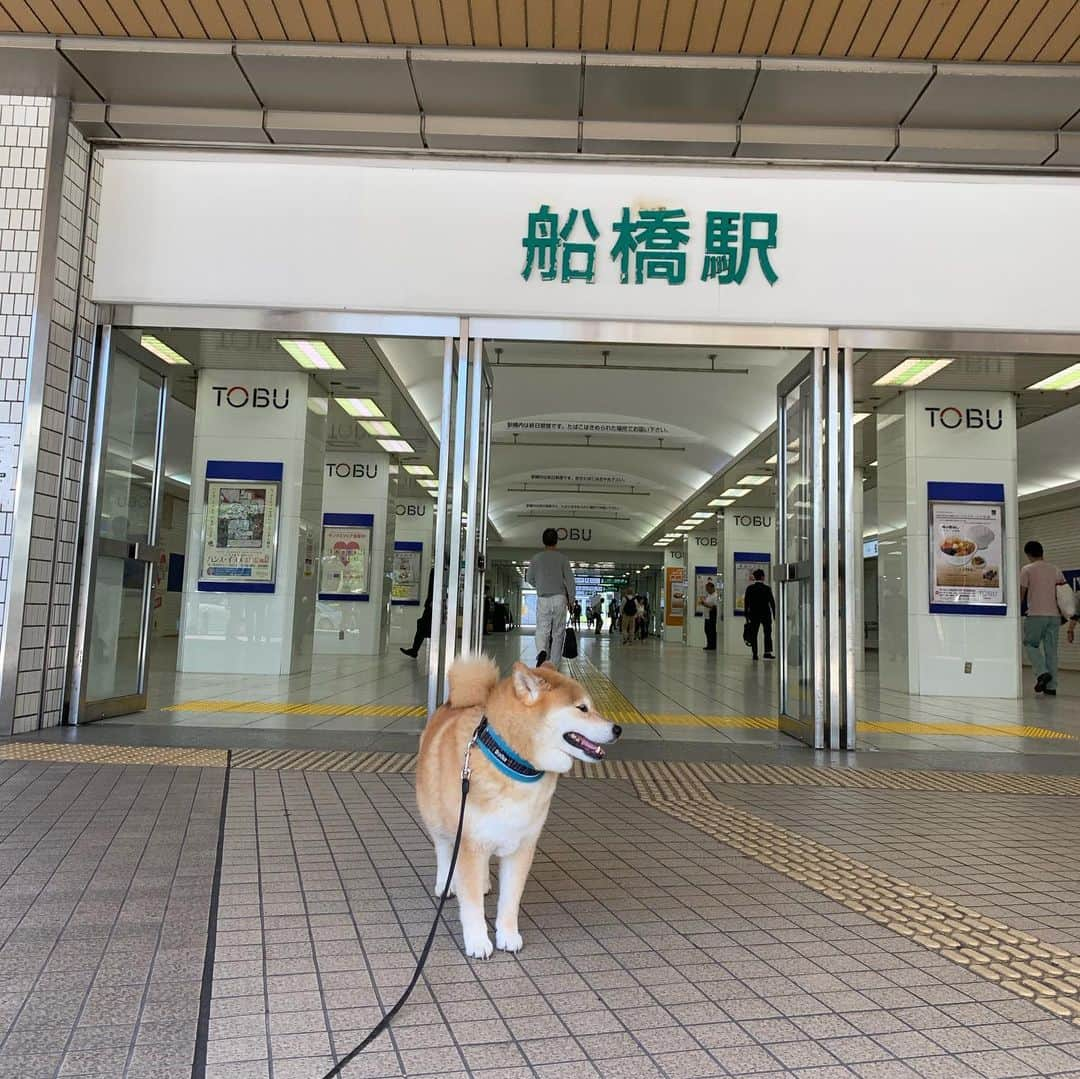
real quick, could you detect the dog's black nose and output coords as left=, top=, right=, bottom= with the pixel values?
left=612, top=725, right=622, bottom=740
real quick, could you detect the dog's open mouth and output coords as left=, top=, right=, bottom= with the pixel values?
left=564, top=731, right=606, bottom=760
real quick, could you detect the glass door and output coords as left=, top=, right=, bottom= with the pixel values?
left=72, top=330, right=168, bottom=721
left=776, top=350, right=825, bottom=748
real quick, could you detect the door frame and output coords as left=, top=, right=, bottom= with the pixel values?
left=69, top=326, right=171, bottom=721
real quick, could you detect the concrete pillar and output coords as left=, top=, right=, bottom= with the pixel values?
left=722, top=508, right=777, bottom=656
left=389, top=495, right=435, bottom=646
left=662, top=544, right=688, bottom=643
left=877, top=389, right=1019, bottom=697
left=178, top=370, right=323, bottom=676
left=315, top=451, right=393, bottom=656
left=686, top=530, right=721, bottom=648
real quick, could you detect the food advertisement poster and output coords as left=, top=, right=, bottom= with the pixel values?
left=928, top=481, right=1006, bottom=615
left=693, top=566, right=718, bottom=618
left=664, top=566, right=687, bottom=627
left=391, top=542, right=423, bottom=605
left=200, top=480, right=279, bottom=586
left=732, top=552, right=771, bottom=616
left=319, top=514, right=373, bottom=600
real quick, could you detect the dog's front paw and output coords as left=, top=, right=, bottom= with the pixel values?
left=463, top=928, right=493, bottom=960
left=434, top=878, right=456, bottom=898
left=496, top=927, right=523, bottom=953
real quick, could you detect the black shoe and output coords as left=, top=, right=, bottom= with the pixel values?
left=1035, top=673, right=1051, bottom=693
left=753, top=655, right=760, bottom=661
left=400, top=647, right=418, bottom=658
left=536, top=650, right=548, bottom=667
left=764, top=653, right=775, bottom=660
left=1045, top=689, right=1058, bottom=696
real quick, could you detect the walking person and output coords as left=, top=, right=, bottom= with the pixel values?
left=608, top=597, right=619, bottom=634
left=1020, top=540, right=1067, bottom=696
left=400, top=566, right=436, bottom=659
left=572, top=600, right=582, bottom=631
left=701, top=580, right=718, bottom=651
left=744, top=569, right=776, bottom=661
left=620, top=590, right=638, bottom=644
left=526, top=528, right=575, bottom=667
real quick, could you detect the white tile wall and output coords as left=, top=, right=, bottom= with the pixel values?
left=1018, top=504, right=1080, bottom=672
left=0, top=98, right=101, bottom=734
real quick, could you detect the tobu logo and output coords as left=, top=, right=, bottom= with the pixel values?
left=212, top=385, right=290, bottom=409
left=396, top=503, right=427, bottom=517
left=924, top=406, right=1003, bottom=431
left=326, top=462, right=378, bottom=479
left=556, top=527, right=592, bottom=542
left=695, top=536, right=718, bottom=547
left=732, top=514, right=772, bottom=528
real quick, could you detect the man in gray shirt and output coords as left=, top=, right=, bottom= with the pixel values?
left=526, top=528, right=576, bottom=667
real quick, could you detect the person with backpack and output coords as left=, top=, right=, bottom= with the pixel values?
left=620, top=590, right=638, bottom=644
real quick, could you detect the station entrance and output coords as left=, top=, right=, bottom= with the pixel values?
left=67, top=314, right=861, bottom=751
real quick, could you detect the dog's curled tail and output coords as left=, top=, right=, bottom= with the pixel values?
left=447, top=655, right=499, bottom=710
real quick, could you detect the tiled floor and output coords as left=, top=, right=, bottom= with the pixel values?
left=105, top=634, right=1080, bottom=761
left=4, top=752, right=1080, bottom=1078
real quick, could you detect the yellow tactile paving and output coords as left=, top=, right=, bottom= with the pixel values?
left=229, top=748, right=417, bottom=773
left=629, top=766, right=1080, bottom=1026
left=0, top=742, right=228, bottom=767
left=165, top=699, right=427, bottom=717
left=163, top=682, right=1074, bottom=742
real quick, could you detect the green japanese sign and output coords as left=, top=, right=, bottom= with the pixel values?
left=522, top=205, right=779, bottom=287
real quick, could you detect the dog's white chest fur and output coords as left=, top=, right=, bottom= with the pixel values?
left=467, top=786, right=553, bottom=857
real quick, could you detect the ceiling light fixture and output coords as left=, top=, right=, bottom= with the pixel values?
left=377, top=439, right=414, bottom=454
left=739, top=475, right=769, bottom=486
left=417, top=478, right=439, bottom=489
left=853, top=412, right=871, bottom=424
left=404, top=464, right=433, bottom=476
left=675, top=524, right=693, bottom=531
left=691, top=511, right=714, bottom=520
left=336, top=397, right=383, bottom=417
left=720, top=487, right=750, bottom=498
left=1027, top=362, right=1080, bottom=391
left=140, top=335, right=190, bottom=365
left=278, top=339, right=345, bottom=370
left=708, top=498, right=734, bottom=508
left=306, top=398, right=329, bottom=416
left=359, top=419, right=401, bottom=437
left=873, top=357, right=953, bottom=387
left=765, top=453, right=778, bottom=465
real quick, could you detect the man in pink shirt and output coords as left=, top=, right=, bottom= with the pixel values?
left=1019, top=540, right=1066, bottom=696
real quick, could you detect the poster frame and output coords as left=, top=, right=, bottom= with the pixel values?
left=391, top=540, right=424, bottom=606
left=318, top=512, right=374, bottom=602
left=664, top=566, right=687, bottom=628
left=732, top=551, right=771, bottom=617
left=197, top=460, right=282, bottom=594
left=693, top=565, right=718, bottom=618
left=927, top=481, right=1007, bottom=616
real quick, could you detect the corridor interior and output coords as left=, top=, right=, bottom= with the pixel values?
left=63, top=329, right=1080, bottom=763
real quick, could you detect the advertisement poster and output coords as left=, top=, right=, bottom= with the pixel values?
left=319, top=524, right=372, bottom=599
left=693, top=566, right=718, bottom=617
left=664, top=566, right=687, bottom=627
left=732, top=553, right=771, bottom=616
left=928, top=482, right=1005, bottom=614
left=391, top=543, right=423, bottom=605
left=200, top=481, right=279, bottom=584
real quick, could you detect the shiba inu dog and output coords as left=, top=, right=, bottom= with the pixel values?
left=416, top=657, right=622, bottom=959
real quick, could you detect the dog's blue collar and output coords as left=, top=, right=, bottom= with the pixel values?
left=475, top=717, right=544, bottom=783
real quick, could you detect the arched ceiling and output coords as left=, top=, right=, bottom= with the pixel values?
left=379, top=336, right=803, bottom=554
left=0, top=2, right=1076, bottom=61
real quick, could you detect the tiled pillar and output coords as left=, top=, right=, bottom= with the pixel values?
left=0, top=98, right=101, bottom=734
left=877, top=390, right=1020, bottom=698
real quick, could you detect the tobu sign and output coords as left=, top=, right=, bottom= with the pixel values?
left=212, top=385, right=290, bottom=409
left=924, top=406, right=1004, bottom=431
left=326, top=462, right=379, bottom=479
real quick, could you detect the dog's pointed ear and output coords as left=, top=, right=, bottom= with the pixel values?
left=511, top=661, right=548, bottom=705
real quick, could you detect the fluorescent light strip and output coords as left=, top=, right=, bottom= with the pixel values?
left=336, top=397, right=383, bottom=418
left=417, top=478, right=438, bottom=489
left=691, top=511, right=714, bottom=519
left=360, top=419, right=401, bottom=437
left=720, top=487, right=750, bottom=498
left=377, top=439, right=414, bottom=454
left=278, top=339, right=345, bottom=370
left=140, top=335, right=190, bottom=365
left=1028, top=362, right=1080, bottom=391
left=404, top=464, right=433, bottom=476
left=674, top=525, right=693, bottom=531
left=873, top=357, right=953, bottom=387
left=708, top=498, right=734, bottom=508
left=739, top=475, right=769, bottom=486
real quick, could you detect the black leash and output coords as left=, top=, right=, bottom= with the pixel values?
left=319, top=727, right=479, bottom=1079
